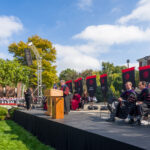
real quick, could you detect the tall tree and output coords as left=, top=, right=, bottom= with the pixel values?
left=8, top=35, right=58, bottom=88
left=59, top=69, right=79, bottom=81
left=0, top=59, right=30, bottom=87
left=79, top=69, right=93, bottom=92
left=101, top=62, right=127, bottom=97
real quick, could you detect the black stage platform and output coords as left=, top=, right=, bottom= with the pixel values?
left=13, top=109, right=150, bottom=150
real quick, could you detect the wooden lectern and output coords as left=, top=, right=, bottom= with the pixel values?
left=44, top=89, right=64, bottom=119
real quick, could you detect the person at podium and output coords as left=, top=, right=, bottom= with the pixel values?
left=60, top=80, right=70, bottom=115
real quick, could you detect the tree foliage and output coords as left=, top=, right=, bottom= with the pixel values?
left=100, top=62, right=127, bottom=97
left=8, top=35, right=58, bottom=88
left=59, top=69, right=78, bottom=81
left=0, top=59, right=30, bottom=87
left=58, top=62, right=140, bottom=102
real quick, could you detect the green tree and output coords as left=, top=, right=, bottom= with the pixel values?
left=92, top=71, right=100, bottom=86
left=99, top=62, right=127, bottom=99
left=59, top=68, right=79, bottom=81
left=79, top=69, right=93, bottom=92
left=135, top=70, right=139, bottom=86
left=79, top=69, right=93, bottom=79
left=0, top=59, right=30, bottom=87
left=8, top=35, right=58, bottom=88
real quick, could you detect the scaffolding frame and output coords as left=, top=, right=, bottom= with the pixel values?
left=28, top=43, right=43, bottom=102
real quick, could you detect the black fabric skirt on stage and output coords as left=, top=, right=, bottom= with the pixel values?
left=13, top=110, right=143, bottom=150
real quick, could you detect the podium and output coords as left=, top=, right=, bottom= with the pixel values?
left=44, top=89, right=64, bottom=119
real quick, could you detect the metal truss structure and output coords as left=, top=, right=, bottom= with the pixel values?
left=28, top=42, right=43, bottom=102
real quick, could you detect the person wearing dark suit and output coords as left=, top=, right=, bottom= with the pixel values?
left=60, top=80, right=70, bottom=115
left=24, top=88, right=32, bottom=110
left=137, top=81, right=150, bottom=124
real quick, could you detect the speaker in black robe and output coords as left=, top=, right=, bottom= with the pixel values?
left=66, top=80, right=73, bottom=93
left=86, top=75, right=97, bottom=97
left=139, top=65, right=150, bottom=82
left=122, top=67, right=135, bottom=90
left=100, top=74, right=108, bottom=97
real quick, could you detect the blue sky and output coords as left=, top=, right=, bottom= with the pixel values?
left=0, top=0, right=150, bottom=72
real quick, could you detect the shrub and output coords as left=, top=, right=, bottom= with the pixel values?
left=9, top=107, right=19, bottom=118
left=0, top=106, right=8, bottom=120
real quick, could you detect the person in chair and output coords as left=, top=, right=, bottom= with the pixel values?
left=137, top=81, right=150, bottom=125
left=108, top=82, right=137, bottom=124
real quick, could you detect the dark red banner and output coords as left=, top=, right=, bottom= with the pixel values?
left=77, top=77, right=83, bottom=96
left=100, top=74, right=108, bottom=95
left=66, top=80, right=73, bottom=93
left=86, top=75, right=97, bottom=97
left=74, top=79, right=78, bottom=93
left=122, top=67, right=135, bottom=89
left=74, top=78, right=83, bottom=95
left=139, top=65, right=150, bottom=82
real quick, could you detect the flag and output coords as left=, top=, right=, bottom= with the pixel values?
left=100, top=74, right=108, bottom=95
left=74, top=78, right=83, bottom=95
left=139, top=65, right=150, bottom=82
left=122, top=67, right=135, bottom=89
left=74, top=79, right=78, bottom=93
left=86, top=75, right=97, bottom=97
left=77, top=77, right=83, bottom=96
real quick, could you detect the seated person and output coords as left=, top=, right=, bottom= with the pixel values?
left=79, top=92, right=88, bottom=109
left=43, top=96, right=47, bottom=110
left=148, top=82, right=150, bottom=89
left=108, top=82, right=137, bottom=124
left=137, top=81, right=150, bottom=124
left=71, top=93, right=81, bottom=110
left=82, top=92, right=88, bottom=104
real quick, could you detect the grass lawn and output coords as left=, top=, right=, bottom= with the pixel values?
left=0, top=120, right=54, bottom=150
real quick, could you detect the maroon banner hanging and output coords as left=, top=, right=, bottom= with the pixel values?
left=139, top=65, right=150, bottom=82
left=74, top=78, right=83, bottom=95
left=100, top=74, right=108, bottom=95
left=74, top=79, right=78, bottom=93
left=66, top=80, right=73, bottom=93
left=86, top=75, right=97, bottom=97
left=77, top=77, right=83, bottom=96
left=122, top=67, right=135, bottom=89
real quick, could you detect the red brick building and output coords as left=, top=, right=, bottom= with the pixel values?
left=0, top=82, right=23, bottom=98
left=137, top=56, right=150, bottom=67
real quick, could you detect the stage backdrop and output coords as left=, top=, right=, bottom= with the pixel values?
left=86, top=75, right=97, bottom=97
left=100, top=74, right=108, bottom=96
left=122, top=67, right=135, bottom=89
left=139, top=65, right=150, bottom=82
left=66, top=80, right=73, bottom=93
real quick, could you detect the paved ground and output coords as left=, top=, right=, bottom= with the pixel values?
left=22, top=109, right=150, bottom=150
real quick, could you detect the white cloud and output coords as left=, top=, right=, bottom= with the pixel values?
left=56, top=0, right=150, bottom=72
left=118, top=0, right=150, bottom=24
left=0, top=52, right=13, bottom=60
left=111, top=7, right=121, bottom=13
left=74, top=25, right=150, bottom=45
left=129, top=62, right=139, bottom=70
left=0, top=16, right=23, bottom=45
left=56, top=24, right=150, bottom=72
left=77, top=0, right=93, bottom=9
left=55, top=44, right=101, bottom=73
left=122, top=62, right=139, bottom=70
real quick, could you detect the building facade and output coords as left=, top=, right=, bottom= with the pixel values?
left=137, top=56, right=150, bottom=67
